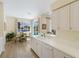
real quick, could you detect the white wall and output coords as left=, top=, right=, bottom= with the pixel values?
left=0, top=1, right=5, bottom=55
left=0, top=0, right=4, bottom=3
left=16, top=18, right=32, bottom=22
left=0, top=37, right=5, bottom=55
left=0, top=3, right=4, bottom=36
left=6, top=16, right=16, bottom=33
left=39, top=16, right=48, bottom=33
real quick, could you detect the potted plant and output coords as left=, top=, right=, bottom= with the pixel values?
left=6, top=32, right=16, bottom=42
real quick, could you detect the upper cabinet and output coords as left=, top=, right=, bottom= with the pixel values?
left=52, top=0, right=79, bottom=31
left=57, top=5, right=70, bottom=31
left=52, top=5, right=70, bottom=31
left=52, top=0, right=77, bottom=10
left=53, top=9, right=59, bottom=30
left=70, top=1, right=79, bottom=31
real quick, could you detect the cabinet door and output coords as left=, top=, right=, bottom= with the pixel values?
left=52, top=10, right=59, bottom=30
left=41, top=43, right=54, bottom=58
left=31, top=38, right=35, bottom=50
left=54, top=48, right=73, bottom=58
left=54, top=48, right=65, bottom=58
left=70, top=1, right=79, bottom=31
left=30, top=38, right=33, bottom=49
left=57, top=5, right=70, bottom=31
left=31, top=38, right=37, bottom=53
left=36, top=40, right=42, bottom=57
left=34, top=39, right=38, bottom=53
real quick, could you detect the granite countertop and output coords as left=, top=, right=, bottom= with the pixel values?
left=32, top=35, right=79, bottom=58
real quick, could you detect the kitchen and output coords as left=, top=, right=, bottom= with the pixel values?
left=0, top=0, right=79, bottom=58
left=30, top=0, right=79, bottom=58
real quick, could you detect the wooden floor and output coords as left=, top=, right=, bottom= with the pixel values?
left=1, top=38, right=38, bottom=58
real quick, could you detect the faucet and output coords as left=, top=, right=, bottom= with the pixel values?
left=41, top=33, right=46, bottom=38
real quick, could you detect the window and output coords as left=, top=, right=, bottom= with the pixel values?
left=17, top=22, right=31, bottom=32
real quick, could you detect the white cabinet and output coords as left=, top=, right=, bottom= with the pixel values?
left=31, top=38, right=37, bottom=53
left=52, top=0, right=79, bottom=31
left=34, top=40, right=38, bottom=53
left=36, top=40, right=42, bottom=57
left=37, top=42, right=42, bottom=57
left=52, top=0, right=76, bottom=10
left=31, top=38, right=41, bottom=57
left=53, top=10, right=59, bottom=30
left=54, top=48, right=73, bottom=58
left=31, top=38, right=34, bottom=50
left=31, top=38, right=54, bottom=58
left=53, top=5, right=70, bottom=31
left=70, top=1, right=79, bottom=31
left=31, top=37, right=73, bottom=58
left=54, top=48, right=65, bottom=58
left=41, top=43, right=54, bottom=58
left=57, top=5, right=70, bottom=31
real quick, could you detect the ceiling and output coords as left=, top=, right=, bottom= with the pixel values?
left=4, top=0, right=56, bottom=19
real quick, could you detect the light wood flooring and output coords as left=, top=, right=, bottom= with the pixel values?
left=1, top=38, right=38, bottom=58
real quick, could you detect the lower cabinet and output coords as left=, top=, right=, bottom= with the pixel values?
left=40, top=42, right=54, bottom=58
left=31, top=38, right=54, bottom=58
left=36, top=40, right=42, bottom=57
left=31, top=38, right=73, bottom=58
left=53, top=48, right=73, bottom=58
left=31, top=38, right=38, bottom=53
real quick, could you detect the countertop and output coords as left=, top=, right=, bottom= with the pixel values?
left=32, top=35, right=79, bottom=58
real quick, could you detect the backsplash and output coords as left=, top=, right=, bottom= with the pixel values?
left=56, top=30, right=79, bottom=42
